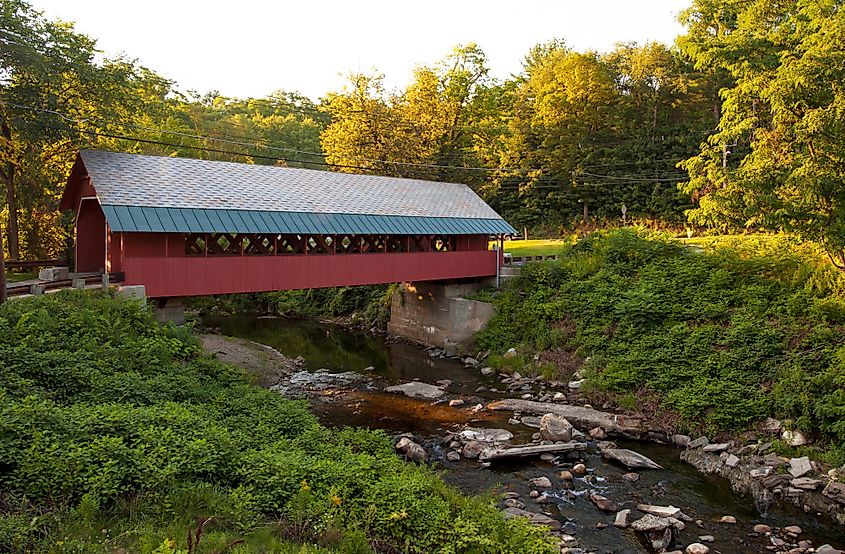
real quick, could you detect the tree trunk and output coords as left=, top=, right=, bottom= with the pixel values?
left=1, top=117, right=19, bottom=260
left=0, top=221, right=6, bottom=304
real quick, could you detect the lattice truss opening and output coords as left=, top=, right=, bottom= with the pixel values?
left=184, top=233, right=457, bottom=256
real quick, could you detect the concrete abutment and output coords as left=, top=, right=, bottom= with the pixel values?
left=387, top=279, right=496, bottom=349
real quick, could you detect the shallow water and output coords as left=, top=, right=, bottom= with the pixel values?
left=204, top=315, right=845, bottom=552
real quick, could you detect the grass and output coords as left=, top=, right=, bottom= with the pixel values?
left=500, top=239, right=569, bottom=257
left=3, top=271, right=36, bottom=283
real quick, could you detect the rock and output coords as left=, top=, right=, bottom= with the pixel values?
left=698, top=535, right=714, bottom=542
left=460, top=428, right=514, bottom=443
left=596, top=522, right=607, bottom=530
left=539, top=413, right=574, bottom=442
left=638, top=504, right=682, bottom=519
left=686, top=544, right=710, bottom=554
left=783, top=525, right=802, bottom=535
left=529, top=476, right=552, bottom=488
left=436, top=379, right=453, bottom=387
left=395, top=437, right=414, bottom=452
left=588, top=427, right=607, bottom=439
left=724, top=454, right=740, bottom=468
left=614, top=509, right=631, bottom=528
left=553, top=392, right=567, bottom=402
left=529, top=490, right=540, bottom=498
left=503, top=348, right=518, bottom=358
left=559, top=470, right=574, bottom=480
left=750, top=466, right=774, bottom=478
left=688, top=436, right=710, bottom=449
left=761, top=417, right=783, bottom=434
left=599, top=446, right=662, bottom=469
left=38, top=266, right=70, bottom=281
left=363, top=365, right=375, bottom=371
left=630, top=514, right=681, bottom=532
left=503, top=498, right=525, bottom=509
left=622, top=472, right=640, bottom=482
left=462, top=441, right=486, bottom=459
left=384, top=382, right=445, bottom=399
left=480, top=367, right=495, bottom=376
left=782, top=429, right=810, bottom=446
left=589, top=493, right=618, bottom=512
left=539, top=453, right=555, bottom=461
left=445, top=450, right=461, bottom=462
left=487, top=399, right=645, bottom=435
left=752, top=524, right=772, bottom=533
left=568, top=379, right=586, bottom=389
left=817, top=545, right=843, bottom=554
left=404, top=442, right=427, bottom=462
left=572, top=463, right=587, bottom=475
left=702, top=443, right=730, bottom=453
left=788, top=456, right=812, bottom=478
left=719, top=515, right=736, bottom=524
left=448, top=398, right=465, bottom=407
left=463, top=357, right=479, bottom=367
left=673, top=434, right=691, bottom=447
left=790, top=477, right=821, bottom=490
left=501, top=507, right=560, bottom=529
left=761, top=473, right=790, bottom=489
left=823, top=481, right=845, bottom=504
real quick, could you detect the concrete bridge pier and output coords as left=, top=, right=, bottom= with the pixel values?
left=387, top=279, right=496, bottom=351
left=153, top=297, right=185, bottom=325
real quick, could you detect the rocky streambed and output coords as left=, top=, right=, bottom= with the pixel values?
left=201, top=315, right=845, bottom=553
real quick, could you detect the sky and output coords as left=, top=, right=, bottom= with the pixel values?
left=32, top=0, right=691, bottom=101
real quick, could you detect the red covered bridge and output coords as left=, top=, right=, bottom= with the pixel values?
left=60, top=150, right=516, bottom=299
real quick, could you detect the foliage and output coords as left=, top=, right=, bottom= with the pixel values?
left=678, top=0, right=845, bottom=270
left=0, top=291, right=556, bottom=552
left=476, top=230, right=845, bottom=447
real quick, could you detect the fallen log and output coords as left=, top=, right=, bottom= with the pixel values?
left=479, top=441, right=587, bottom=462
left=600, top=447, right=662, bottom=470
left=487, top=399, right=645, bottom=435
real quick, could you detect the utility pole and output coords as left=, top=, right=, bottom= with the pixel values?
left=722, top=143, right=731, bottom=168
left=0, top=223, right=6, bottom=304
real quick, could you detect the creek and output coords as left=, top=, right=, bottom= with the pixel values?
left=203, top=314, right=844, bottom=553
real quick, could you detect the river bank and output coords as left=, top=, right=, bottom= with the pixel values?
left=198, top=317, right=845, bottom=553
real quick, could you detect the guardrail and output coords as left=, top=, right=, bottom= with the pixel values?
left=5, top=272, right=125, bottom=298
left=502, top=254, right=558, bottom=266
left=4, top=259, right=66, bottom=269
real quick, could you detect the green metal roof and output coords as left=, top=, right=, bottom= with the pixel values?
left=101, top=205, right=517, bottom=236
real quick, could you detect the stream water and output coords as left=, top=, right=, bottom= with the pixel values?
left=204, top=315, right=844, bottom=553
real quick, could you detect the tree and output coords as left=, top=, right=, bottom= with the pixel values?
left=678, top=0, right=845, bottom=269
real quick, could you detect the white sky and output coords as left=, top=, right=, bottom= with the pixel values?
left=32, top=0, right=690, bottom=101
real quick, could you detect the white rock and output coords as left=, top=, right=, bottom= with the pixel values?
left=782, top=429, right=809, bottom=446
left=686, top=544, right=710, bottom=554
left=529, top=476, right=552, bottom=488
left=539, top=413, right=574, bottom=442
left=788, top=456, right=812, bottom=478
left=568, top=379, right=586, bottom=389
left=384, top=382, right=445, bottom=399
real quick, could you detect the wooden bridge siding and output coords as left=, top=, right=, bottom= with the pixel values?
left=113, top=232, right=499, bottom=298
left=121, top=250, right=499, bottom=298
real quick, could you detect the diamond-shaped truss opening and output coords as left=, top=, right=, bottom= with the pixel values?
left=336, top=235, right=359, bottom=254
left=243, top=234, right=275, bottom=255
left=306, top=235, right=332, bottom=254
left=387, top=236, right=407, bottom=253
left=185, top=234, right=206, bottom=256
left=277, top=235, right=304, bottom=255
left=206, top=233, right=242, bottom=255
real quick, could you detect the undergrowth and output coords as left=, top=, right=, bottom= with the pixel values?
left=0, top=291, right=555, bottom=553
left=476, top=230, right=845, bottom=461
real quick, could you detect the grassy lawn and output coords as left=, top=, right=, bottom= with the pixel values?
left=4, top=271, right=37, bottom=283
left=501, top=239, right=568, bottom=257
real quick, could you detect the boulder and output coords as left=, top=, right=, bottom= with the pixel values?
left=782, top=429, right=810, bottom=446
left=673, top=434, right=691, bottom=447
left=404, top=442, right=427, bottom=462
left=622, top=472, right=640, bottom=482
left=529, top=476, right=552, bottom=488
left=688, top=436, right=710, bottom=449
left=638, top=504, right=682, bottom=519
left=783, top=525, right=802, bottom=535
left=790, top=477, right=821, bottom=490
left=588, top=427, right=607, bottom=439
left=384, top=382, right=445, bottom=399
left=630, top=514, right=681, bottom=532
left=600, top=445, right=662, bottom=469
left=480, top=367, right=495, bottom=376
left=614, top=509, right=631, bottom=528
left=761, top=417, right=783, bottom=434
left=752, top=524, right=771, bottom=534
left=702, top=443, right=730, bottom=453
left=462, top=441, right=486, bottom=460
left=686, top=544, right=710, bottom=554
left=445, top=450, right=461, bottom=462
left=589, top=493, right=618, bottom=512
left=539, top=413, right=574, bottom=442
left=719, top=515, right=736, bottom=524
left=572, top=463, right=587, bottom=475
left=501, top=507, right=560, bottom=529
left=822, top=481, right=845, bottom=504
left=724, top=454, right=740, bottom=468
left=788, top=456, right=812, bottom=478
left=459, top=428, right=513, bottom=443
left=487, top=399, right=645, bottom=434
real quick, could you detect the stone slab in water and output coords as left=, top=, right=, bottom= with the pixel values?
left=384, top=381, right=445, bottom=399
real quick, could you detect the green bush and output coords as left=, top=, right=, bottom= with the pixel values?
left=0, top=291, right=555, bottom=553
left=477, top=230, right=845, bottom=448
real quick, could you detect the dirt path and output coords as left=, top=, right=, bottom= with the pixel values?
left=199, top=333, right=301, bottom=387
